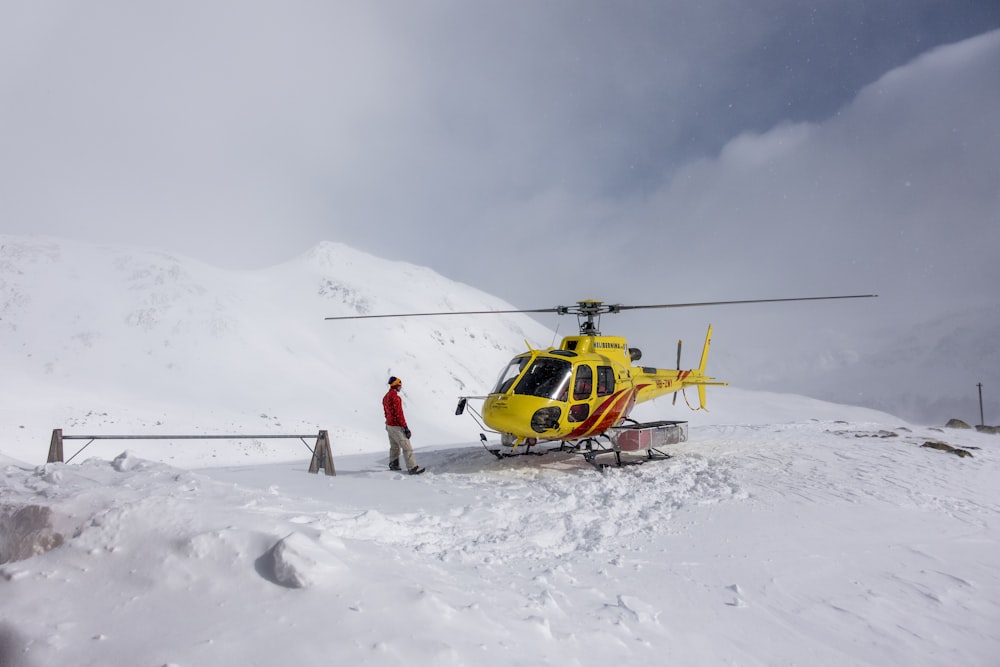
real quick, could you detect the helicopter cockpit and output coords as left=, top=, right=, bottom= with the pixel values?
left=492, top=356, right=571, bottom=400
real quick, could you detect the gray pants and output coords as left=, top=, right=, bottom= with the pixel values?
left=386, top=425, right=417, bottom=470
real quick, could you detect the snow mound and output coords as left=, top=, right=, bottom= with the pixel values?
left=267, top=531, right=349, bottom=589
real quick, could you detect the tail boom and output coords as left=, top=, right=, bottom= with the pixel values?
left=632, top=325, right=727, bottom=409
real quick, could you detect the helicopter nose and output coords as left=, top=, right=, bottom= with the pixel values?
left=482, top=397, right=520, bottom=434
left=484, top=395, right=564, bottom=438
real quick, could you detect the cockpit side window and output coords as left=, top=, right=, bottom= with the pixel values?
left=596, top=366, right=615, bottom=396
left=573, top=365, right=593, bottom=400
left=492, top=356, right=530, bottom=394
left=513, top=357, right=572, bottom=401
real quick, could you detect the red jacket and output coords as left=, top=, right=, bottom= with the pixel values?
left=383, top=388, right=408, bottom=428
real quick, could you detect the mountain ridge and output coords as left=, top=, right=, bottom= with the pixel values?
left=0, top=234, right=554, bottom=461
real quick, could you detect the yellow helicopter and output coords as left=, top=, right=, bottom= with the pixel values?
left=327, top=294, right=876, bottom=467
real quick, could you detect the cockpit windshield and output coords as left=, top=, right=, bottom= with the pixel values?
left=512, top=357, right=572, bottom=401
left=492, top=356, right=530, bottom=394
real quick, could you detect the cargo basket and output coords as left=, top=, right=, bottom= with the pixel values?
left=611, top=420, right=688, bottom=452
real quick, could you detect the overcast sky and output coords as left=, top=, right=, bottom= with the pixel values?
left=2, top=1, right=999, bottom=356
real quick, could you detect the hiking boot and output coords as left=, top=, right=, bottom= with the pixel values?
left=388, top=459, right=400, bottom=471
left=408, top=466, right=425, bottom=475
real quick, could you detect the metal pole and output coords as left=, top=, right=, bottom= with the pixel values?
left=978, top=382, right=985, bottom=426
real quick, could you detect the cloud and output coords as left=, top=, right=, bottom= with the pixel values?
left=0, top=1, right=997, bottom=307
left=490, top=30, right=999, bottom=310
left=645, top=30, right=1000, bottom=308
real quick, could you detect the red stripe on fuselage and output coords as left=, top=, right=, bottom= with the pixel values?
left=566, top=388, right=635, bottom=439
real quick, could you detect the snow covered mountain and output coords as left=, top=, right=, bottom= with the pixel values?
left=0, top=235, right=554, bottom=464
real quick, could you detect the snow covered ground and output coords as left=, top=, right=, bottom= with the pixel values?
left=2, top=394, right=998, bottom=667
left=1, top=236, right=998, bottom=665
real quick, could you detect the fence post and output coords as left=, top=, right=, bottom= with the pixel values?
left=308, top=430, right=336, bottom=476
left=47, top=429, right=64, bottom=463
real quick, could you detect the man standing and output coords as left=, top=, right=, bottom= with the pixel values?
left=383, top=376, right=425, bottom=475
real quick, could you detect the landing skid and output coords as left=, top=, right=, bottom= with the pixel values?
left=483, top=437, right=562, bottom=459
left=480, top=421, right=688, bottom=470
left=483, top=438, right=672, bottom=469
left=564, top=436, right=673, bottom=470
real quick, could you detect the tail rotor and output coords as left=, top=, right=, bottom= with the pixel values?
left=672, top=339, right=682, bottom=406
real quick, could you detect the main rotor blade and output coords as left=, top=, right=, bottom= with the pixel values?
left=614, top=294, right=877, bottom=312
left=324, top=294, right=877, bottom=321
left=324, top=307, right=562, bottom=321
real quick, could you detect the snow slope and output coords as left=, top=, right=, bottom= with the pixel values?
left=2, top=407, right=997, bottom=666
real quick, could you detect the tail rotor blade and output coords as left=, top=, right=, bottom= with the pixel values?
left=673, top=339, right=682, bottom=406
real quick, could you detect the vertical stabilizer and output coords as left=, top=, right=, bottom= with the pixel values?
left=698, top=325, right=713, bottom=373
left=697, top=325, right=714, bottom=410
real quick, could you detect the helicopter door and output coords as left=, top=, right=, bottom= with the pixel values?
left=568, top=365, right=593, bottom=422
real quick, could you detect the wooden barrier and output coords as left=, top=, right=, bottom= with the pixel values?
left=47, top=429, right=336, bottom=475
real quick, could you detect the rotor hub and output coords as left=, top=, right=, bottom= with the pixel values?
left=562, top=300, right=623, bottom=336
